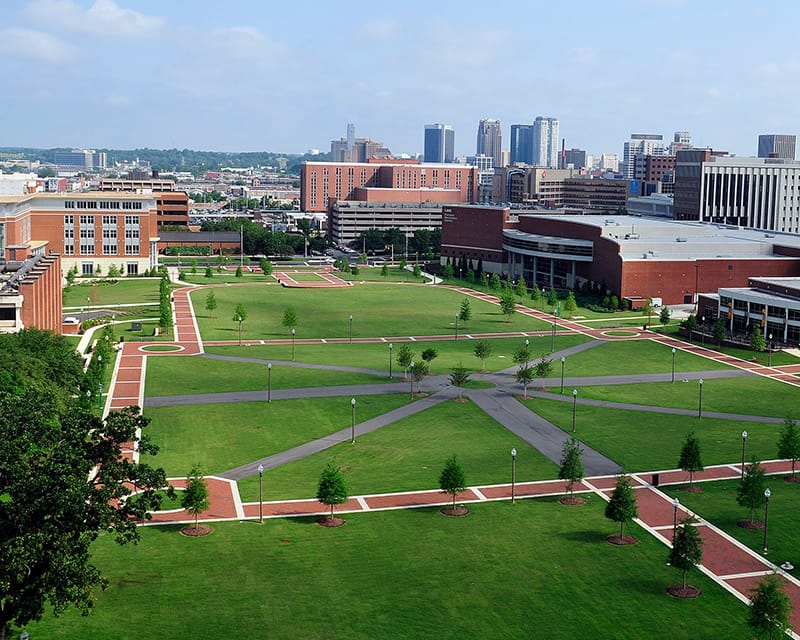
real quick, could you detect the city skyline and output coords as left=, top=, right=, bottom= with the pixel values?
left=2, top=1, right=800, bottom=158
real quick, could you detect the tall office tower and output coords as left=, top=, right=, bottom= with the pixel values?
left=670, top=131, right=692, bottom=155
left=532, top=116, right=559, bottom=168
left=564, top=148, right=587, bottom=169
left=424, top=124, right=455, bottom=163
left=346, top=123, right=355, bottom=151
left=622, top=134, right=666, bottom=179
left=476, top=119, right=503, bottom=168
left=758, top=134, right=796, bottom=159
left=510, top=124, right=535, bottom=165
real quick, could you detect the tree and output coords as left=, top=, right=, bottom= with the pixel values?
left=642, top=297, right=655, bottom=327
left=659, top=305, right=671, bottom=326
left=232, top=303, right=247, bottom=324
left=449, top=363, right=471, bottom=401
left=668, top=517, right=704, bottom=592
left=678, top=431, right=704, bottom=488
left=205, top=290, right=217, bottom=318
left=316, top=461, right=348, bottom=521
left=411, top=359, right=430, bottom=393
left=534, top=356, right=553, bottom=388
left=421, top=347, right=438, bottom=366
left=260, top=258, right=273, bottom=276
left=479, top=272, right=488, bottom=287
left=181, top=466, right=209, bottom=532
left=514, top=279, right=527, bottom=298
left=282, top=306, right=298, bottom=332
left=713, top=318, right=727, bottom=345
left=204, top=265, right=213, bottom=279
left=413, top=263, right=422, bottom=279
left=396, top=343, right=414, bottom=379
left=235, top=265, right=243, bottom=278
left=515, top=365, right=534, bottom=400
left=500, top=288, right=517, bottom=322
left=65, top=264, right=78, bottom=287
left=546, top=288, right=558, bottom=308
left=777, top=417, right=800, bottom=479
left=438, top=455, right=467, bottom=510
left=489, top=273, right=501, bottom=290
left=748, top=573, right=792, bottom=640
left=683, top=313, right=698, bottom=332
left=751, top=325, right=766, bottom=353
left=562, top=291, right=578, bottom=317
left=530, top=284, right=542, bottom=306
left=442, top=263, right=454, bottom=279
left=381, top=264, right=389, bottom=279
left=473, top=339, right=491, bottom=371
left=350, top=265, right=359, bottom=277
left=605, top=474, right=638, bottom=540
left=191, top=258, right=198, bottom=274
left=107, top=263, right=120, bottom=278
left=459, top=298, right=472, bottom=325
left=558, top=437, right=584, bottom=498
left=737, top=458, right=767, bottom=523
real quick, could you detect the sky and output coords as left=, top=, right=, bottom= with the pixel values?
left=2, top=0, right=800, bottom=159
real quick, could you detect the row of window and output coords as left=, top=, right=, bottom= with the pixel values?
left=64, top=200, right=144, bottom=210
left=64, top=215, right=139, bottom=255
left=80, top=262, right=139, bottom=276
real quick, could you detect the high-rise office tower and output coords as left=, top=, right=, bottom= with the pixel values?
left=622, top=134, right=666, bottom=179
left=509, top=124, right=535, bottom=165
left=532, top=117, right=559, bottom=168
left=424, top=124, right=455, bottom=163
left=758, top=134, right=796, bottom=159
left=476, top=119, right=503, bottom=168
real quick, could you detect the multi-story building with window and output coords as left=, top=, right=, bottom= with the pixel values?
left=510, top=124, right=535, bottom=165
left=532, top=117, right=560, bottom=168
left=757, top=134, right=796, bottom=160
left=424, top=124, right=455, bottom=163
left=99, top=177, right=190, bottom=227
left=476, top=119, right=503, bottom=169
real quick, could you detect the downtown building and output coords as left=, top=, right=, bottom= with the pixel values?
left=476, top=119, right=503, bottom=169
left=423, top=124, right=455, bottom=163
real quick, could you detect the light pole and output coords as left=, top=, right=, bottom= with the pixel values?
left=701, top=316, right=705, bottom=347
left=671, top=348, right=676, bottom=384
left=258, top=464, right=264, bottom=524
left=560, top=356, right=565, bottom=394
left=741, top=430, right=748, bottom=479
left=350, top=397, right=356, bottom=444
left=672, top=497, right=680, bottom=541
left=98, top=382, right=103, bottom=408
left=511, top=447, right=517, bottom=504
left=768, top=333, right=773, bottom=367
left=409, top=361, right=415, bottom=398
left=267, top=362, right=272, bottom=403
left=237, top=315, right=243, bottom=346
left=572, top=389, right=578, bottom=432
left=551, top=313, right=556, bottom=352
left=698, top=378, right=704, bottom=418
left=454, top=313, right=459, bottom=341
left=389, top=343, right=393, bottom=379
left=762, top=487, right=771, bottom=554
left=291, top=328, right=296, bottom=362
left=349, top=314, right=353, bottom=344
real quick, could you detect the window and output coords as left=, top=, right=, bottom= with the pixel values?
left=124, top=215, right=140, bottom=255
left=64, top=215, right=75, bottom=255
left=126, top=262, right=139, bottom=276
left=102, top=215, right=118, bottom=255
left=79, top=215, right=95, bottom=255
left=81, top=262, right=94, bottom=276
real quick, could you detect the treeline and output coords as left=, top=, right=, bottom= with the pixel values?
left=349, top=228, right=441, bottom=256
left=200, top=219, right=325, bottom=257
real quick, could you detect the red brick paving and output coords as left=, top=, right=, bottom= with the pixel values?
left=726, top=575, right=800, bottom=633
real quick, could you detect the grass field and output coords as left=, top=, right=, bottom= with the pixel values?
left=141, top=395, right=413, bottom=476
left=238, top=399, right=559, bottom=501
left=26, top=500, right=750, bottom=640
left=182, top=273, right=274, bottom=284
left=63, top=279, right=170, bottom=307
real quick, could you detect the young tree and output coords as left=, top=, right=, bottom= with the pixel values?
left=232, top=303, right=248, bottom=324
left=500, top=288, right=517, bottom=322
left=514, top=279, right=527, bottom=298
left=659, top=305, right=671, bottom=326
left=668, top=517, right=704, bottom=593
left=399, top=257, right=407, bottom=270
left=350, top=265, right=359, bottom=277
left=181, top=465, right=209, bottom=532
left=473, top=339, right=491, bottom=371
left=512, top=343, right=531, bottom=368
left=204, top=265, right=213, bottom=279
left=562, top=291, right=578, bottom=317
left=534, top=355, right=553, bottom=388
left=381, top=263, right=389, bottom=279
left=442, top=263, right=454, bottom=279
left=395, top=343, right=414, bottom=379
left=316, top=461, right=348, bottom=522
left=678, top=431, right=704, bottom=488
left=449, top=363, right=471, bottom=401
left=65, top=264, right=78, bottom=286
left=191, top=258, right=198, bottom=274
left=412, top=263, right=422, bottom=279
left=479, top=272, right=489, bottom=287
left=421, top=347, right=438, bottom=366
left=748, top=574, right=792, bottom=640
left=459, top=298, right=472, bottom=325
left=205, top=290, right=217, bottom=318
left=546, top=288, right=558, bottom=308
left=605, top=474, right=638, bottom=540
left=260, top=258, right=273, bottom=276
left=489, top=273, right=501, bottom=290
left=777, top=417, right=800, bottom=479
left=411, top=359, right=430, bottom=394
left=438, top=454, right=467, bottom=510
left=530, top=283, right=542, bottom=306
left=235, top=265, right=243, bottom=278
left=107, top=263, right=120, bottom=278
left=558, top=437, right=585, bottom=498
left=642, top=297, right=655, bottom=327
left=713, top=318, right=727, bottom=345
left=751, top=325, right=766, bottom=354
left=737, top=458, right=767, bottom=524
left=515, top=365, right=534, bottom=400
left=282, top=306, right=298, bottom=332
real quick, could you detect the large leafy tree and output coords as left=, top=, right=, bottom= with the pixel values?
left=748, top=574, right=792, bottom=640
left=737, top=458, right=767, bottom=523
left=668, top=517, right=704, bottom=592
left=605, top=474, right=638, bottom=540
left=316, top=462, right=348, bottom=521
left=558, top=438, right=584, bottom=498
left=678, top=431, right=704, bottom=488
left=777, top=417, right=800, bottom=479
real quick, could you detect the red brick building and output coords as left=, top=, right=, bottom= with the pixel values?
left=0, top=254, right=62, bottom=333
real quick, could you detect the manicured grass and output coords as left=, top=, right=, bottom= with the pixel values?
left=140, top=344, right=182, bottom=352
left=284, top=272, right=326, bottom=282
left=663, top=478, right=799, bottom=568
left=182, top=273, right=273, bottom=284
left=26, top=501, right=750, bottom=639
left=238, top=399, right=559, bottom=501
left=190, top=284, right=551, bottom=340
left=119, top=319, right=174, bottom=342
left=144, top=355, right=391, bottom=396
left=576, top=376, right=793, bottom=419
left=345, top=266, right=427, bottom=283
left=63, top=279, right=170, bottom=307
left=204, top=334, right=591, bottom=374
left=526, top=397, right=785, bottom=472
left=141, top=395, right=412, bottom=476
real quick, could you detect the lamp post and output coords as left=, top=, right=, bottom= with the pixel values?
left=291, top=328, right=296, bottom=362
left=701, top=316, right=705, bottom=347
left=672, top=497, right=680, bottom=540
left=768, top=333, right=773, bottom=367
left=98, top=382, right=103, bottom=408
left=454, top=314, right=459, bottom=341
left=560, top=356, right=565, bottom=394
left=350, top=397, right=356, bottom=444
left=237, top=315, right=243, bottom=346
left=349, top=314, right=353, bottom=344
left=762, top=488, right=771, bottom=554
left=671, top=348, right=676, bottom=384
left=572, top=389, right=578, bottom=432
left=409, top=361, right=415, bottom=398
left=698, top=378, right=704, bottom=418
left=741, top=430, right=748, bottom=479
left=511, top=447, right=517, bottom=504
left=267, top=362, right=272, bottom=403
left=86, top=389, right=91, bottom=407
left=258, top=464, right=264, bottom=524
left=389, top=343, right=393, bottom=379
left=551, top=314, right=556, bottom=352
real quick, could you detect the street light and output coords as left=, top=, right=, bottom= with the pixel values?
left=291, top=328, right=296, bottom=362
left=511, top=447, right=517, bottom=504
left=349, top=314, right=353, bottom=344
left=267, top=362, right=272, bottom=403
left=350, top=397, right=356, bottom=444
left=572, top=389, right=578, bottom=432
left=454, top=314, right=459, bottom=341
left=763, top=487, right=771, bottom=554
left=237, top=315, right=243, bottom=346
left=672, top=497, right=680, bottom=540
left=409, top=361, right=415, bottom=398
left=389, top=343, right=393, bottom=379
left=701, top=316, right=705, bottom=347
left=560, top=356, right=566, bottom=394
left=741, top=430, right=748, bottom=479
left=551, top=314, right=556, bottom=352
left=258, top=464, right=264, bottom=524
left=768, top=333, right=773, bottom=367
left=698, top=378, right=704, bottom=418
left=671, top=348, right=676, bottom=384
left=98, top=382, right=103, bottom=408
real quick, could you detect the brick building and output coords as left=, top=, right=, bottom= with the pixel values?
left=99, top=178, right=190, bottom=227
left=0, top=253, right=62, bottom=333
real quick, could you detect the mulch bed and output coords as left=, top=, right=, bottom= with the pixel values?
left=180, top=524, right=213, bottom=537
left=606, top=534, right=639, bottom=546
left=317, top=516, right=346, bottom=528
left=737, top=519, right=765, bottom=530
left=559, top=496, right=586, bottom=506
left=680, top=485, right=703, bottom=493
left=440, top=506, right=469, bottom=517
left=666, top=584, right=702, bottom=599
left=452, top=398, right=469, bottom=403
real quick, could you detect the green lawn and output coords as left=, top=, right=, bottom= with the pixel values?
left=346, top=266, right=427, bottom=283
left=526, top=397, right=785, bottom=472
left=63, top=279, right=171, bottom=307
left=118, top=319, right=175, bottom=342
left=238, top=399, right=559, bottom=501
left=141, top=395, right=413, bottom=476
left=182, top=273, right=274, bottom=284
left=26, top=501, right=750, bottom=640
left=663, top=478, right=799, bottom=569
left=144, top=354, right=391, bottom=396
left=190, top=284, right=552, bottom=340
left=284, top=272, right=326, bottom=282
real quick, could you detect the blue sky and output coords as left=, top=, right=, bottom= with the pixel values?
left=2, top=0, right=799, bottom=159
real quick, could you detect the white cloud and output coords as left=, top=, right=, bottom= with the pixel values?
left=707, top=87, right=721, bottom=98
left=0, top=27, right=78, bottom=62
left=26, top=0, right=164, bottom=38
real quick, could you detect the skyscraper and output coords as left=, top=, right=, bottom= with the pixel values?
left=622, top=134, right=666, bottom=179
left=532, top=117, right=559, bottom=168
left=424, top=124, right=455, bottom=163
left=509, top=124, right=535, bottom=165
left=476, top=119, right=503, bottom=168
left=758, top=134, right=796, bottom=160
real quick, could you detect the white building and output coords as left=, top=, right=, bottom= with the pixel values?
left=532, top=116, right=559, bottom=169
left=623, top=134, right=666, bottom=179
